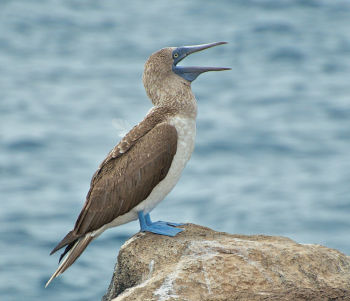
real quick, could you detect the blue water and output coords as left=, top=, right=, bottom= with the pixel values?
left=1, top=0, right=350, bottom=300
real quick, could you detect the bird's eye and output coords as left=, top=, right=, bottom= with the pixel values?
left=173, top=53, right=179, bottom=58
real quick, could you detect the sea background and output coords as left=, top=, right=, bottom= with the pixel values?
left=1, top=0, right=350, bottom=300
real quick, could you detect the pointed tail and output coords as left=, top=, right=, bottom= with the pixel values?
left=45, top=234, right=94, bottom=287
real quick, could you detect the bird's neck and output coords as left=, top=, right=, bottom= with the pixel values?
left=147, top=78, right=197, bottom=119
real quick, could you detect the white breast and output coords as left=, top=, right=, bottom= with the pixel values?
left=134, top=115, right=196, bottom=213
left=93, top=116, right=196, bottom=236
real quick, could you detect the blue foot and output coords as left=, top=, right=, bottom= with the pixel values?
left=154, top=221, right=185, bottom=227
left=138, top=212, right=184, bottom=237
left=144, top=213, right=185, bottom=227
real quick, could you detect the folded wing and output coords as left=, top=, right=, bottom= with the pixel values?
left=50, top=113, right=177, bottom=256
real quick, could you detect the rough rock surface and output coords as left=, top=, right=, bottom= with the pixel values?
left=102, top=224, right=350, bottom=301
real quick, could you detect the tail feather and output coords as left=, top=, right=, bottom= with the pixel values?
left=50, top=230, right=79, bottom=255
left=59, top=241, right=76, bottom=263
left=45, top=234, right=94, bottom=288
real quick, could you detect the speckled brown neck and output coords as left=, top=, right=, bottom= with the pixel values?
left=143, top=48, right=197, bottom=119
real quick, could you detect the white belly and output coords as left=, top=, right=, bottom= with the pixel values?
left=92, top=116, right=196, bottom=236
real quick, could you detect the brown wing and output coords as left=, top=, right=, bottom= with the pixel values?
left=74, top=122, right=177, bottom=234
left=50, top=120, right=177, bottom=254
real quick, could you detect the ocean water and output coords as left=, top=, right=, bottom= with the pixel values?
left=1, top=0, right=350, bottom=300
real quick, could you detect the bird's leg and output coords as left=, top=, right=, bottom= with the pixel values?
left=144, top=212, right=152, bottom=225
left=138, top=211, right=184, bottom=237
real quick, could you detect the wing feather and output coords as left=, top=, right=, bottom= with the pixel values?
left=50, top=112, right=177, bottom=254
left=75, top=122, right=177, bottom=234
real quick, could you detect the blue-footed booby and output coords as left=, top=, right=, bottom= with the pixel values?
left=46, top=42, right=230, bottom=287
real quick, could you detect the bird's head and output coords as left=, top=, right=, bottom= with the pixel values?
left=143, top=42, right=230, bottom=106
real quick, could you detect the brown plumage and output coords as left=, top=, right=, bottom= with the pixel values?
left=46, top=42, right=229, bottom=287
left=46, top=48, right=189, bottom=287
left=46, top=108, right=178, bottom=286
left=143, top=48, right=197, bottom=118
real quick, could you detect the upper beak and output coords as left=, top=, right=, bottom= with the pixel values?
left=173, top=42, right=231, bottom=82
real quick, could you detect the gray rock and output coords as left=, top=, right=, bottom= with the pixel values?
left=102, top=224, right=350, bottom=301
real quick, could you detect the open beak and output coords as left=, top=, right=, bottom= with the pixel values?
left=172, top=42, right=231, bottom=82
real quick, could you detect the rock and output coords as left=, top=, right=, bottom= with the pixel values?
left=102, top=224, right=350, bottom=301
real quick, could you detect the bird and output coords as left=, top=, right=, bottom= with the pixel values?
left=46, top=41, right=230, bottom=287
